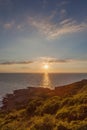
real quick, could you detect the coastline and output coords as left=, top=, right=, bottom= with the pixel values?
left=0, top=79, right=87, bottom=130
left=1, top=79, right=87, bottom=112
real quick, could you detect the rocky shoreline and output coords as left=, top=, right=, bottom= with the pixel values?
left=1, top=79, right=87, bottom=112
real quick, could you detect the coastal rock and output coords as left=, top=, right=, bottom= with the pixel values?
left=1, top=79, right=87, bottom=112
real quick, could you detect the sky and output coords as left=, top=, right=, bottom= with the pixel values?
left=0, top=0, right=87, bottom=73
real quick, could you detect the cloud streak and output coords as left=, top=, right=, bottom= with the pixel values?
left=0, top=57, right=87, bottom=65
left=3, top=21, right=15, bottom=29
left=28, top=17, right=87, bottom=39
left=35, top=57, right=87, bottom=64
left=0, top=61, right=33, bottom=65
left=1, top=14, right=87, bottom=40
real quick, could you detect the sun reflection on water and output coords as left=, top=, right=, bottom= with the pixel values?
left=42, top=73, right=54, bottom=89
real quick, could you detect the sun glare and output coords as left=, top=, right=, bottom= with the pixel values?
left=43, top=64, right=49, bottom=70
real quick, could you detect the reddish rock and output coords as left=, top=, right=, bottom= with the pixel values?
left=1, top=79, right=87, bottom=112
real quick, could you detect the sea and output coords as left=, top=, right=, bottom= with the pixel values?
left=0, top=73, right=87, bottom=107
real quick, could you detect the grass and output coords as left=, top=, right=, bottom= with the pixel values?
left=0, top=81, right=87, bottom=130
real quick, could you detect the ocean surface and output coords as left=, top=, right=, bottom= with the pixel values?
left=0, top=73, right=87, bottom=106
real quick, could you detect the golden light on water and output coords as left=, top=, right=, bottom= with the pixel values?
left=42, top=73, right=51, bottom=89
left=42, top=73, right=54, bottom=89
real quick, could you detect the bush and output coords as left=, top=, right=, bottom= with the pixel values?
left=26, top=98, right=43, bottom=116
left=77, top=125, right=87, bottom=130
left=56, top=104, right=87, bottom=122
left=60, top=93, right=87, bottom=108
left=55, top=124, right=70, bottom=130
left=30, top=115, right=56, bottom=130
left=36, top=96, right=60, bottom=115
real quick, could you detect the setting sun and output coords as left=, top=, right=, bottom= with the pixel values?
left=43, top=64, right=49, bottom=69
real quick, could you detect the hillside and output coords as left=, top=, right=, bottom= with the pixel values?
left=0, top=79, right=87, bottom=130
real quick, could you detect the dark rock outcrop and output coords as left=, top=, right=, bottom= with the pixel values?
left=1, top=79, right=87, bottom=112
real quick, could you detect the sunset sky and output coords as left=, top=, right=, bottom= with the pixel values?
left=0, top=0, right=87, bottom=73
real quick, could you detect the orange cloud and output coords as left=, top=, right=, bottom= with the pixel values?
left=4, top=21, right=14, bottom=29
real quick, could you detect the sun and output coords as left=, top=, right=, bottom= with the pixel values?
left=43, top=64, right=49, bottom=69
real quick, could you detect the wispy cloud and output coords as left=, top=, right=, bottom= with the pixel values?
left=2, top=20, right=26, bottom=31
left=2, top=11, right=87, bottom=39
left=38, top=57, right=69, bottom=63
left=35, top=57, right=87, bottom=64
left=28, top=17, right=87, bottom=39
left=58, top=1, right=70, bottom=7
left=49, top=9, right=58, bottom=20
left=0, top=57, right=87, bottom=65
left=0, top=61, right=33, bottom=65
left=60, top=9, right=67, bottom=19
left=3, top=21, right=15, bottom=29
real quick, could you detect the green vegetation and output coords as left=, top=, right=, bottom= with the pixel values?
left=0, top=82, right=87, bottom=130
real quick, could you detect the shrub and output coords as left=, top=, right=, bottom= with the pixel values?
left=77, top=125, right=87, bottom=130
left=30, top=114, right=56, bottom=130
left=56, top=104, right=87, bottom=122
left=26, top=98, right=43, bottom=116
left=36, top=96, right=60, bottom=115
left=55, top=124, right=71, bottom=130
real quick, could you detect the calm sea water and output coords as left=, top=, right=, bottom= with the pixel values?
left=0, top=73, right=87, bottom=106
